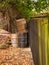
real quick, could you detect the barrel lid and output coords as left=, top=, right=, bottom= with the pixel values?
left=16, top=18, right=26, bottom=26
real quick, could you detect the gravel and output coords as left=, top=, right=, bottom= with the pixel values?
left=0, top=47, right=34, bottom=65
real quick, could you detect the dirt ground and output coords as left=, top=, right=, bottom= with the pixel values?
left=0, top=47, right=34, bottom=65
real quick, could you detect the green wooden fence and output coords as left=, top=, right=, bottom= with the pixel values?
left=29, top=17, right=49, bottom=65
left=38, top=18, right=49, bottom=65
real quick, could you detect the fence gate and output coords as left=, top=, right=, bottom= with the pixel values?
left=29, top=17, right=49, bottom=65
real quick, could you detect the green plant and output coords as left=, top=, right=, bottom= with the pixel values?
left=0, top=0, right=49, bottom=32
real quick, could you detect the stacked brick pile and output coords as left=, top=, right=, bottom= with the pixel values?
left=0, top=47, right=34, bottom=65
left=0, top=29, right=9, bottom=34
left=0, top=29, right=10, bottom=46
left=0, top=35, right=10, bottom=46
